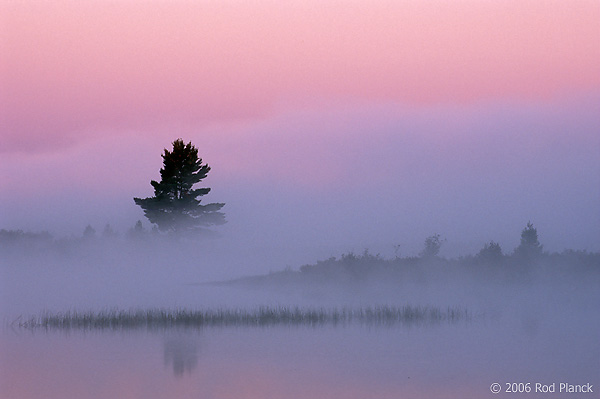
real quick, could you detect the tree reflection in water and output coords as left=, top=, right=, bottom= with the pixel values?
left=163, top=334, right=199, bottom=377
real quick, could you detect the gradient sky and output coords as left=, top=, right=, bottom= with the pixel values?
left=1, top=1, right=599, bottom=264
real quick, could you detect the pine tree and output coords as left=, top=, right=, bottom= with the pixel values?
left=83, top=224, right=96, bottom=239
left=514, top=221, right=543, bottom=258
left=134, top=139, right=225, bottom=234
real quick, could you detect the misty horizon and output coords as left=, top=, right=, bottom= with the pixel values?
left=1, top=1, right=599, bottom=398
left=2, top=96, right=599, bottom=269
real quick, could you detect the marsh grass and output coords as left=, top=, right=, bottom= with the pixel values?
left=16, top=305, right=470, bottom=331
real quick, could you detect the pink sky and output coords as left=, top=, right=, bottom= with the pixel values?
left=1, top=1, right=599, bottom=257
left=2, top=0, right=599, bottom=152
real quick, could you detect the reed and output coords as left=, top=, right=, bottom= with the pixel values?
left=17, top=305, right=470, bottom=330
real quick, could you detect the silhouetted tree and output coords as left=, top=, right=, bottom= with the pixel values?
left=102, top=224, right=118, bottom=239
left=134, top=139, right=226, bottom=234
left=477, top=240, right=503, bottom=263
left=514, top=221, right=543, bottom=258
left=127, top=220, right=146, bottom=239
left=83, top=225, right=96, bottom=239
left=420, top=234, right=444, bottom=258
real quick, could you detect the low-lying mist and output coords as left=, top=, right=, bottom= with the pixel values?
left=2, top=226, right=599, bottom=399
left=2, top=227, right=598, bottom=329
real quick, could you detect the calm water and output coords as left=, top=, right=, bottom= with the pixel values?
left=2, top=296, right=599, bottom=399
left=1, top=255, right=599, bottom=399
left=2, top=314, right=599, bottom=399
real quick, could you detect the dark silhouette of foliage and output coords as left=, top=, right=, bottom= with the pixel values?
left=476, top=240, right=503, bottom=263
left=102, top=224, right=118, bottom=239
left=514, top=221, right=543, bottom=258
left=133, top=220, right=144, bottom=231
left=0, top=229, right=53, bottom=245
left=134, top=139, right=226, bottom=234
left=83, top=225, right=96, bottom=239
left=341, top=249, right=383, bottom=280
left=420, top=234, right=444, bottom=258
left=128, top=220, right=145, bottom=237
left=0, top=229, right=54, bottom=254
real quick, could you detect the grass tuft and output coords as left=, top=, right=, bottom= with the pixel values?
left=16, top=305, right=471, bottom=331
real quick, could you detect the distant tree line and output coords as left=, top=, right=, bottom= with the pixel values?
left=0, top=221, right=590, bottom=264
left=0, top=219, right=161, bottom=254
left=298, top=222, right=598, bottom=278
